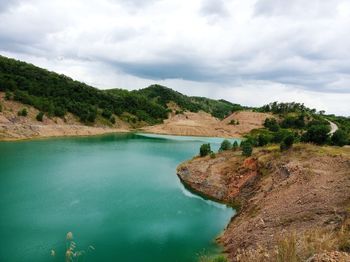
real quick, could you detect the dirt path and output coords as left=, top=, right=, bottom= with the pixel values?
left=327, top=120, right=339, bottom=135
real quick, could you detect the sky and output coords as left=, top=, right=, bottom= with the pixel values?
left=0, top=0, right=349, bottom=116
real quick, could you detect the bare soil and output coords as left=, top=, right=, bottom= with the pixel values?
left=0, top=92, right=129, bottom=141
left=177, top=144, right=350, bottom=261
left=142, top=110, right=272, bottom=138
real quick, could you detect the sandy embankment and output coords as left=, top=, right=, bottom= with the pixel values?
left=177, top=145, right=350, bottom=261
left=0, top=92, right=130, bottom=141
left=142, top=110, right=272, bottom=138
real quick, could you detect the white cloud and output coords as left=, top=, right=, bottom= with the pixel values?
left=0, top=0, right=349, bottom=115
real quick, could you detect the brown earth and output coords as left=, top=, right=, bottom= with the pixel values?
left=142, top=110, right=272, bottom=138
left=177, top=144, right=350, bottom=261
left=0, top=92, right=130, bottom=141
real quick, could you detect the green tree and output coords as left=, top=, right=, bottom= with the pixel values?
left=331, top=129, right=348, bottom=147
left=302, top=125, right=330, bottom=145
left=110, top=116, right=116, bottom=124
left=200, top=143, right=211, bottom=157
left=219, top=139, right=232, bottom=151
left=18, top=108, right=28, bottom=117
left=36, top=111, right=44, bottom=122
left=5, top=90, right=12, bottom=100
left=241, top=141, right=253, bottom=157
left=280, top=134, right=294, bottom=151
left=232, top=140, right=239, bottom=151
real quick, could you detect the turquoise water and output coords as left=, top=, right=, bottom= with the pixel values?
left=0, top=133, right=235, bottom=262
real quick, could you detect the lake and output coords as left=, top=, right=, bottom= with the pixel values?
left=0, top=133, right=235, bottom=262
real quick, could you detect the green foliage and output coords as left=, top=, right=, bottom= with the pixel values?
left=136, top=84, right=243, bottom=120
left=36, top=111, right=44, bottom=122
left=200, top=143, right=212, bottom=157
left=232, top=140, right=239, bottom=151
left=331, top=129, right=348, bottom=147
left=110, top=116, right=116, bottom=124
left=258, top=101, right=316, bottom=115
left=257, top=134, right=271, bottom=147
left=17, top=108, right=27, bottom=117
left=219, top=139, right=232, bottom=151
left=241, top=141, right=253, bottom=157
left=264, top=117, right=280, bottom=132
left=0, top=55, right=168, bottom=124
left=281, top=114, right=305, bottom=129
left=5, top=90, right=12, bottom=100
left=210, top=152, right=216, bottom=159
left=280, top=134, right=294, bottom=151
left=302, top=124, right=330, bottom=145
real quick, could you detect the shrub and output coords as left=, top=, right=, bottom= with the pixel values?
left=5, top=90, right=12, bottom=100
left=36, top=111, right=44, bottom=122
left=110, top=116, right=116, bottom=124
left=264, top=117, right=279, bottom=132
left=280, top=134, right=294, bottom=151
left=232, top=140, right=239, bottom=151
left=210, top=152, right=216, bottom=159
left=228, top=119, right=236, bottom=125
left=18, top=108, right=28, bottom=117
left=331, top=129, right=348, bottom=147
left=200, top=143, right=212, bottom=157
left=302, top=124, right=330, bottom=145
left=257, top=134, right=270, bottom=146
left=220, top=139, right=232, bottom=151
left=241, top=141, right=253, bottom=157
left=102, top=109, right=112, bottom=119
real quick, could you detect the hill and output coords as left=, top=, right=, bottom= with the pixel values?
left=0, top=55, right=244, bottom=127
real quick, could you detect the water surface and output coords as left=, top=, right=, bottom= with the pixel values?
left=0, top=133, right=235, bottom=262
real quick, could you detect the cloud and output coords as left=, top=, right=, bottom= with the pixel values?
left=200, top=0, right=230, bottom=18
left=0, top=0, right=349, bottom=115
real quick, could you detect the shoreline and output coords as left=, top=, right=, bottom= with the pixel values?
left=176, top=145, right=350, bottom=261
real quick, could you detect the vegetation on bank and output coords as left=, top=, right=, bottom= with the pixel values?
left=0, top=55, right=243, bottom=126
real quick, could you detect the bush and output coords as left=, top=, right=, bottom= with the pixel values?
left=110, top=116, right=116, bottom=124
left=241, top=141, right=253, bottom=157
left=264, top=117, right=279, bottom=132
left=5, top=90, right=12, bottom=100
left=18, top=108, right=28, bottom=117
left=200, top=143, right=212, bottom=157
left=219, top=139, right=232, bottom=151
left=232, top=140, right=239, bottom=151
left=102, top=109, right=112, bottom=119
left=302, top=124, right=330, bottom=145
left=280, top=134, right=294, bottom=151
left=210, top=152, right=216, bottom=159
left=257, top=134, right=270, bottom=146
left=36, top=111, right=44, bottom=121
left=331, top=129, right=348, bottom=147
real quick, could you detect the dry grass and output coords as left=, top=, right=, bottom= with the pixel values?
left=235, top=219, right=350, bottom=262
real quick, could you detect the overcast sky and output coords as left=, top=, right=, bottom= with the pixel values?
left=0, top=0, right=349, bottom=115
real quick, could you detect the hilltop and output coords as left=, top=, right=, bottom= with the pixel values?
left=0, top=55, right=268, bottom=140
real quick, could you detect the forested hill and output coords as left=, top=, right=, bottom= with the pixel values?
left=0, top=55, right=242, bottom=125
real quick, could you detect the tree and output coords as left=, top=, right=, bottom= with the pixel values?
left=241, top=141, right=253, bottom=157
left=220, top=139, right=232, bottom=151
left=5, top=90, right=12, bottom=100
left=110, top=116, right=116, bottom=124
left=331, top=129, right=348, bottom=147
left=18, top=108, right=28, bottom=117
left=264, top=118, right=279, bottom=132
left=302, top=125, right=330, bottom=145
left=200, top=143, right=211, bottom=157
left=280, top=134, right=294, bottom=151
left=232, top=140, right=239, bottom=151
left=36, top=111, right=44, bottom=122
left=257, top=134, right=270, bottom=146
